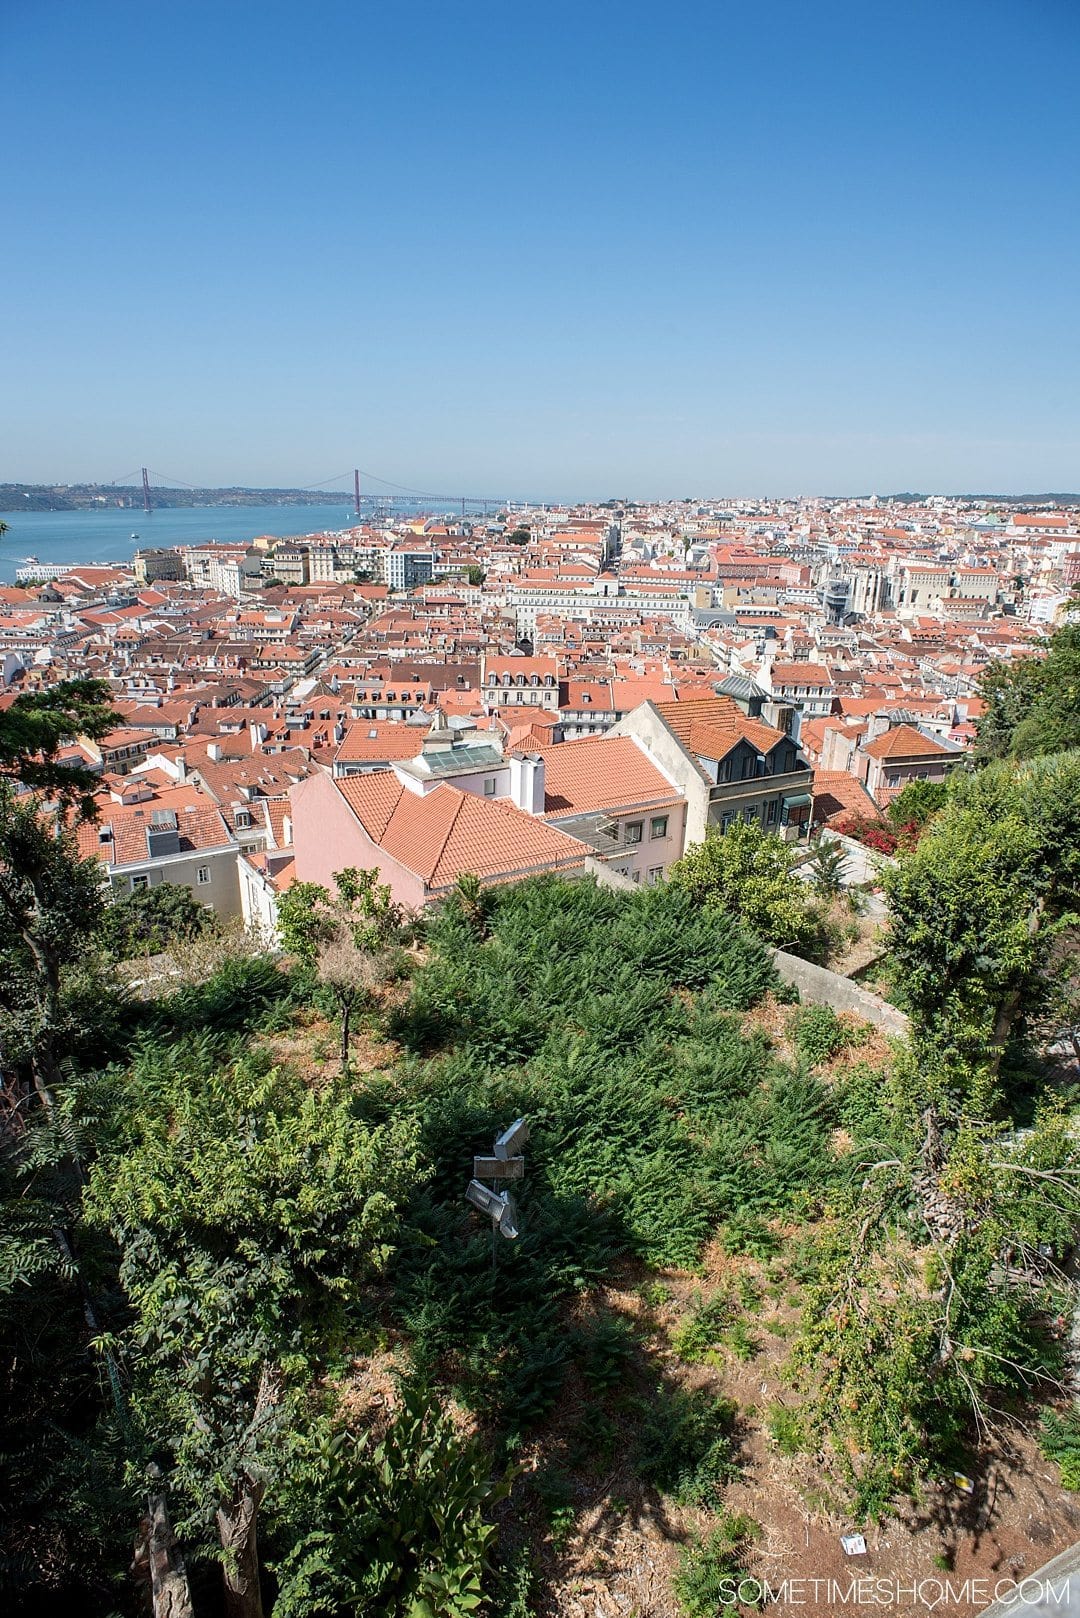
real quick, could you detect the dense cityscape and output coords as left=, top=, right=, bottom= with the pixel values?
left=1, top=494, right=1076, bottom=918
left=6, top=0, right=1080, bottom=1613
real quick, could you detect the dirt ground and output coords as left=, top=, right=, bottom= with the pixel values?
left=518, top=1256, right=1080, bottom=1618
left=268, top=988, right=1080, bottom=1617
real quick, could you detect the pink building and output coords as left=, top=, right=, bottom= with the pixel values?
left=290, top=770, right=590, bottom=909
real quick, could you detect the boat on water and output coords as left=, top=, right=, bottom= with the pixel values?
left=130, top=532, right=140, bottom=540
left=22, top=554, right=38, bottom=563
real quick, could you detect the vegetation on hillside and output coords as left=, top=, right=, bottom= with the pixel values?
left=3, top=631, right=1080, bottom=1614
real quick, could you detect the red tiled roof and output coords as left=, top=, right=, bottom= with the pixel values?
left=335, top=721, right=422, bottom=764
left=334, top=775, right=588, bottom=889
left=862, top=723, right=951, bottom=760
left=652, top=697, right=787, bottom=761
left=541, top=735, right=681, bottom=816
left=76, top=784, right=233, bottom=868
left=811, top=772, right=884, bottom=825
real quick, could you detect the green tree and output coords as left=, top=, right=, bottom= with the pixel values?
left=793, top=1104, right=1080, bottom=1515
left=668, top=821, right=823, bottom=952
left=100, top=879, right=214, bottom=960
left=466, top=565, right=486, bottom=586
left=277, top=867, right=403, bottom=963
left=975, top=617, right=1080, bottom=761
left=85, top=1051, right=423, bottom=1618
left=316, top=930, right=390, bottom=1067
left=804, top=836, right=846, bottom=898
left=886, top=777, right=949, bottom=832
left=882, top=754, right=1080, bottom=1099
left=0, top=678, right=116, bottom=814
left=0, top=787, right=105, bottom=1107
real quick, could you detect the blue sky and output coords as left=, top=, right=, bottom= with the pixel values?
left=4, top=0, right=1079, bottom=498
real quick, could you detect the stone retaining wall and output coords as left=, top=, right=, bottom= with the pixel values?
left=770, top=948, right=910, bottom=1039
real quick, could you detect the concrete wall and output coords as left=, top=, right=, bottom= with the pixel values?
left=769, top=948, right=910, bottom=1039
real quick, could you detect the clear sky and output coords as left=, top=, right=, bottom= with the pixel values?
left=4, top=0, right=1079, bottom=499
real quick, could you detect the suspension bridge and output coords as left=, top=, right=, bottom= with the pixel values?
left=106, top=466, right=515, bottom=521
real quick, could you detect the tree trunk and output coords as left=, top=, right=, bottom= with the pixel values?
left=19, top=896, right=63, bottom=1114
left=216, top=1475, right=266, bottom=1618
left=340, top=998, right=351, bottom=1068
left=141, top=1470, right=195, bottom=1618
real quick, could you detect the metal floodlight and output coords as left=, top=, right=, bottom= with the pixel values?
left=464, top=1180, right=521, bottom=1241
left=466, top=1179, right=504, bottom=1219
left=498, top=1193, right=521, bottom=1240
left=473, top=1153, right=525, bottom=1181
left=493, top=1117, right=529, bottom=1161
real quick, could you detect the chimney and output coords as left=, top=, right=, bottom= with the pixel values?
left=207, top=741, right=222, bottom=762
left=509, top=752, right=545, bottom=815
left=175, top=752, right=188, bottom=782
left=250, top=721, right=268, bottom=749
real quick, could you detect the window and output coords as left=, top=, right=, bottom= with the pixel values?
left=631, top=869, right=641, bottom=883
left=625, top=821, right=643, bottom=845
left=650, top=815, right=668, bottom=840
left=484, top=778, right=496, bottom=796
left=197, top=866, right=211, bottom=885
left=647, top=865, right=663, bottom=886
left=744, top=806, right=757, bottom=823
left=130, top=874, right=150, bottom=891
left=766, top=799, right=778, bottom=825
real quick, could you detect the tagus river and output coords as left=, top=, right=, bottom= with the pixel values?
left=0, top=503, right=376, bottom=584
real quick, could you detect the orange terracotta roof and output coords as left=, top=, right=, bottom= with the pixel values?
left=334, top=775, right=588, bottom=889
left=335, top=721, right=421, bottom=764
left=861, top=723, right=951, bottom=760
left=811, top=772, right=884, bottom=825
left=541, top=735, right=681, bottom=816
left=652, top=696, right=787, bottom=761
left=76, top=784, right=233, bottom=868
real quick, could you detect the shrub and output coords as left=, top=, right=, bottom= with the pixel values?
left=571, top=1312, right=636, bottom=1393
left=721, top=1212, right=781, bottom=1260
left=724, top=1318, right=759, bottom=1362
left=272, top=1387, right=507, bottom=1618
left=766, top=1402, right=807, bottom=1456
left=794, top=1004, right=854, bottom=1066
left=673, top=1512, right=762, bottom=1618
left=636, top=1386, right=740, bottom=1507
left=1041, top=1409, right=1080, bottom=1490
left=671, top=1290, right=736, bottom=1364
